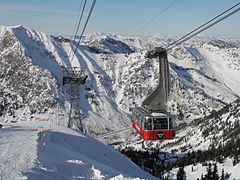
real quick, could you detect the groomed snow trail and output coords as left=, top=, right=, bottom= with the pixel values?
left=0, top=122, right=38, bottom=180
left=0, top=121, right=156, bottom=180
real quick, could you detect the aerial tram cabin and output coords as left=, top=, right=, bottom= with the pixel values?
left=131, top=47, right=175, bottom=140
left=132, top=107, right=175, bottom=140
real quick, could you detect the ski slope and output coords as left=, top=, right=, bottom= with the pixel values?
left=0, top=121, right=156, bottom=180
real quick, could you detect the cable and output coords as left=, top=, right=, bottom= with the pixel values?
left=103, top=2, right=240, bottom=72
left=166, top=2, right=240, bottom=50
left=69, top=0, right=87, bottom=62
left=72, top=0, right=85, bottom=42
left=70, top=0, right=97, bottom=63
left=166, top=2, right=240, bottom=51
left=98, top=127, right=132, bottom=138
left=101, top=0, right=179, bottom=72
left=67, top=2, right=239, bottom=73
left=167, top=4, right=240, bottom=51
left=136, top=0, right=179, bottom=34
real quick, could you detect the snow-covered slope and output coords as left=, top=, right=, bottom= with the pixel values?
left=0, top=25, right=130, bottom=140
left=83, top=33, right=240, bottom=122
left=0, top=26, right=61, bottom=123
left=168, top=159, right=240, bottom=180
left=0, top=121, right=156, bottom=180
left=159, top=98, right=240, bottom=152
left=1, top=25, right=240, bottom=137
left=162, top=98, right=240, bottom=179
left=119, top=99, right=240, bottom=179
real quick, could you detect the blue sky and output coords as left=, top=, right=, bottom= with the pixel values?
left=0, top=0, right=240, bottom=36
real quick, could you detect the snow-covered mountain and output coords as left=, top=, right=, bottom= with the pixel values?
left=1, top=25, right=240, bottom=136
left=83, top=33, right=240, bottom=122
left=0, top=27, right=60, bottom=122
left=0, top=25, right=130, bottom=141
left=1, top=25, right=240, bottom=179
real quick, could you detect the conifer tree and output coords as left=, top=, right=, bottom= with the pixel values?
left=176, top=167, right=186, bottom=180
left=233, top=159, right=236, bottom=166
left=212, top=163, right=219, bottom=180
left=220, top=169, right=224, bottom=180
left=205, top=163, right=212, bottom=180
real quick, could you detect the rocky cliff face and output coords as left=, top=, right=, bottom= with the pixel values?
left=0, top=27, right=59, bottom=122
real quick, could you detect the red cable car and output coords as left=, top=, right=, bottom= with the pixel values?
left=132, top=107, right=175, bottom=140
left=131, top=47, right=175, bottom=140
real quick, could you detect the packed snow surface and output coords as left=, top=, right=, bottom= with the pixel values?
left=0, top=121, right=156, bottom=180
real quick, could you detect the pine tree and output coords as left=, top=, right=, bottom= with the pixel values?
left=205, top=163, right=212, bottom=180
left=212, top=163, right=219, bottom=180
left=176, top=167, right=186, bottom=180
left=220, top=169, right=224, bottom=180
left=233, top=159, right=236, bottom=166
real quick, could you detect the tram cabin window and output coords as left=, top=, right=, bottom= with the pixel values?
left=153, top=118, right=168, bottom=130
left=132, top=111, right=135, bottom=118
left=169, top=118, right=173, bottom=129
left=137, top=112, right=141, bottom=124
left=140, top=115, right=144, bottom=124
left=144, top=118, right=152, bottom=130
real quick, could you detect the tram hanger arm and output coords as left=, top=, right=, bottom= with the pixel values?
left=145, top=47, right=167, bottom=59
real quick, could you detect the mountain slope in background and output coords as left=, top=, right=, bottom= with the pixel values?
left=83, top=33, right=240, bottom=122
left=1, top=25, right=240, bottom=132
